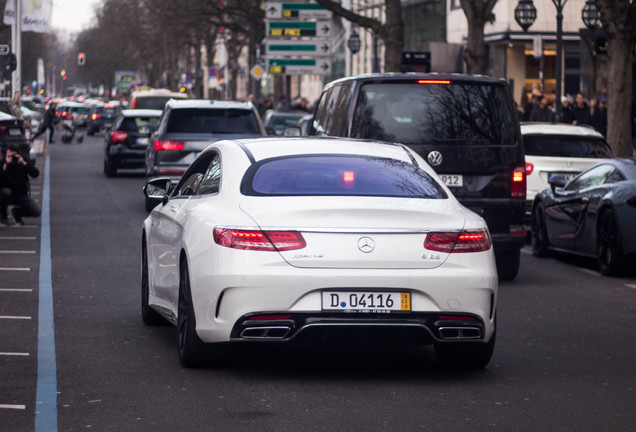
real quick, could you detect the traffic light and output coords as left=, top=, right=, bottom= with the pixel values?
left=61, top=69, right=67, bottom=81
left=3, top=53, right=16, bottom=78
left=78, top=52, right=85, bottom=66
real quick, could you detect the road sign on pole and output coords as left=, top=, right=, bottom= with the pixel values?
left=266, top=39, right=331, bottom=56
left=268, top=58, right=331, bottom=75
left=265, top=2, right=333, bottom=20
left=267, top=20, right=332, bottom=38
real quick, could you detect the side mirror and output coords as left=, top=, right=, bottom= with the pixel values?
left=144, top=177, right=173, bottom=200
left=548, top=174, right=567, bottom=193
left=283, top=126, right=301, bottom=137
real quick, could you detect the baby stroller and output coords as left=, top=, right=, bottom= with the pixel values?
left=61, top=119, right=84, bottom=144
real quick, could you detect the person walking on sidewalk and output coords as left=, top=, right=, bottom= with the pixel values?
left=33, top=101, right=58, bottom=144
left=0, top=144, right=41, bottom=226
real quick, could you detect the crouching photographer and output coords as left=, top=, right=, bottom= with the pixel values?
left=0, top=144, right=41, bottom=226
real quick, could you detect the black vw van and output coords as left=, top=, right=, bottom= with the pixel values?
left=308, top=73, right=526, bottom=280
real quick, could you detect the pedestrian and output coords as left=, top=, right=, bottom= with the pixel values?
left=33, top=101, right=58, bottom=144
left=0, top=144, right=41, bottom=226
left=558, top=96, right=573, bottom=124
left=530, top=96, right=552, bottom=122
left=523, top=94, right=539, bottom=122
left=8, top=91, right=24, bottom=121
left=591, top=96, right=608, bottom=137
left=571, top=93, right=591, bottom=126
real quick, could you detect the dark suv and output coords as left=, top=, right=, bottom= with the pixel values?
left=308, top=73, right=526, bottom=280
left=145, top=99, right=266, bottom=211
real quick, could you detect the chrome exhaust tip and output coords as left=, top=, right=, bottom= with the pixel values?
left=240, top=326, right=291, bottom=339
left=438, top=326, right=482, bottom=340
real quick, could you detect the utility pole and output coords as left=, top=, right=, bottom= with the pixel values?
left=11, top=0, right=22, bottom=95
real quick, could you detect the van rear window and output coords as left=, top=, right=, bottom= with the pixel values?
left=242, top=155, right=448, bottom=198
left=523, top=135, right=614, bottom=158
left=167, top=108, right=259, bottom=134
left=351, top=83, right=516, bottom=145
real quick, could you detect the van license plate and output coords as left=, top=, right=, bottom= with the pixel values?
left=322, top=291, right=411, bottom=312
left=440, top=175, right=463, bottom=187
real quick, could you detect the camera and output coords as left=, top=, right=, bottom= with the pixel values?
left=9, top=154, right=19, bottom=163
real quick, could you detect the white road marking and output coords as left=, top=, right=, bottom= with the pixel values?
left=625, top=284, right=636, bottom=291
left=578, top=268, right=600, bottom=276
left=0, top=352, right=30, bottom=356
left=0, top=250, right=36, bottom=254
left=0, top=316, right=32, bottom=320
left=0, top=236, right=37, bottom=240
left=0, top=267, right=30, bottom=271
left=0, top=288, right=33, bottom=292
left=0, top=404, right=26, bottom=410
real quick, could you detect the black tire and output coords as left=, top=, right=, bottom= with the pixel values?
left=141, top=240, right=164, bottom=326
left=435, top=327, right=496, bottom=369
left=597, top=209, right=624, bottom=276
left=104, top=158, right=117, bottom=177
left=495, top=249, right=521, bottom=281
left=531, top=202, right=550, bottom=257
left=177, top=260, right=208, bottom=368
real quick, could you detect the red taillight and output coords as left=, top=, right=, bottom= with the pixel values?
left=0, top=126, right=7, bottom=135
left=61, top=111, right=68, bottom=117
left=511, top=166, right=526, bottom=199
left=525, top=162, right=534, bottom=176
left=417, top=80, right=452, bottom=85
left=424, top=230, right=491, bottom=253
left=110, top=131, right=128, bottom=143
left=213, top=228, right=306, bottom=251
left=91, top=113, right=100, bottom=120
left=154, top=140, right=186, bottom=151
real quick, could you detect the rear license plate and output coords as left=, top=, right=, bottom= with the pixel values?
left=439, top=174, right=463, bottom=187
left=322, top=291, right=411, bottom=312
left=548, top=172, right=577, bottom=182
left=137, top=137, right=149, bottom=145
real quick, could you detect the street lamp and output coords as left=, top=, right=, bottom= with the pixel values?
left=514, top=0, right=537, bottom=32
left=516, top=0, right=567, bottom=119
left=581, top=0, right=601, bottom=30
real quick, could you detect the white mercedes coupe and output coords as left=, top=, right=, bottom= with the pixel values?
left=142, top=137, right=498, bottom=368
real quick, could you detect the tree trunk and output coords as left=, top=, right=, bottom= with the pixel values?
left=595, top=0, right=636, bottom=157
left=460, top=0, right=497, bottom=75
left=380, top=0, right=404, bottom=72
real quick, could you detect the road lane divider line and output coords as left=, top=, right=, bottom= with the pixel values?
left=0, top=315, right=32, bottom=319
left=0, top=288, right=33, bottom=292
left=0, top=250, right=36, bottom=254
left=0, top=352, right=30, bottom=356
left=625, top=284, right=636, bottom=290
left=0, top=404, right=26, bottom=410
left=0, top=236, right=37, bottom=240
left=36, top=155, right=58, bottom=432
left=0, top=267, right=31, bottom=271
left=578, top=268, right=600, bottom=276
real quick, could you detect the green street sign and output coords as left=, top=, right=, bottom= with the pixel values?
left=265, top=2, right=333, bottom=20
left=267, top=20, right=332, bottom=38
left=266, top=39, right=331, bottom=56
left=268, top=58, right=331, bottom=75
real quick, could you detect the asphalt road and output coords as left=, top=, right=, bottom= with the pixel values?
left=1, top=133, right=635, bottom=431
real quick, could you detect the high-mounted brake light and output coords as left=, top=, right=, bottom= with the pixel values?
left=417, top=80, right=452, bottom=85
left=104, top=104, right=115, bottom=109
left=110, top=131, right=128, bottom=143
left=424, top=230, right=491, bottom=253
left=511, top=166, right=526, bottom=199
left=213, top=228, right=306, bottom=251
left=343, top=171, right=355, bottom=183
left=154, top=140, right=186, bottom=151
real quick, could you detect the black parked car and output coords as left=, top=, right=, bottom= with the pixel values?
left=531, top=158, right=636, bottom=276
left=0, top=111, right=33, bottom=161
left=144, top=99, right=266, bottom=211
left=307, top=73, right=527, bottom=280
left=87, top=103, right=121, bottom=135
left=103, top=109, right=162, bottom=177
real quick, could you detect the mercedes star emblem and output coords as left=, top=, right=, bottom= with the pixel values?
left=357, top=236, right=375, bottom=253
left=427, top=151, right=443, bottom=167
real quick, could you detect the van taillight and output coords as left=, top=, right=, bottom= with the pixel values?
left=213, top=228, right=306, bottom=251
left=424, top=230, right=491, bottom=253
left=154, top=140, right=186, bottom=151
left=526, top=162, right=534, bottom=176
left=511, top=167, right=526, bottom=199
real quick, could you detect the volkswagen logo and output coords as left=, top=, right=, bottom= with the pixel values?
left=427, top=151, right=443, bottom=167
left=357, top=237, right=375, bottom=253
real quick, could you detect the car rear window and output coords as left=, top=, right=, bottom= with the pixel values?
left=351, top=82, right=516, bottom=145
left=119, top=116, right=160, bottom=134
left=167, top=108, right=260, bottom=134
left=242, top=155, right=448, bottom=198
left=523, top=135, right=614, bottom=158
left=96, top=106, right=119, bottom=115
